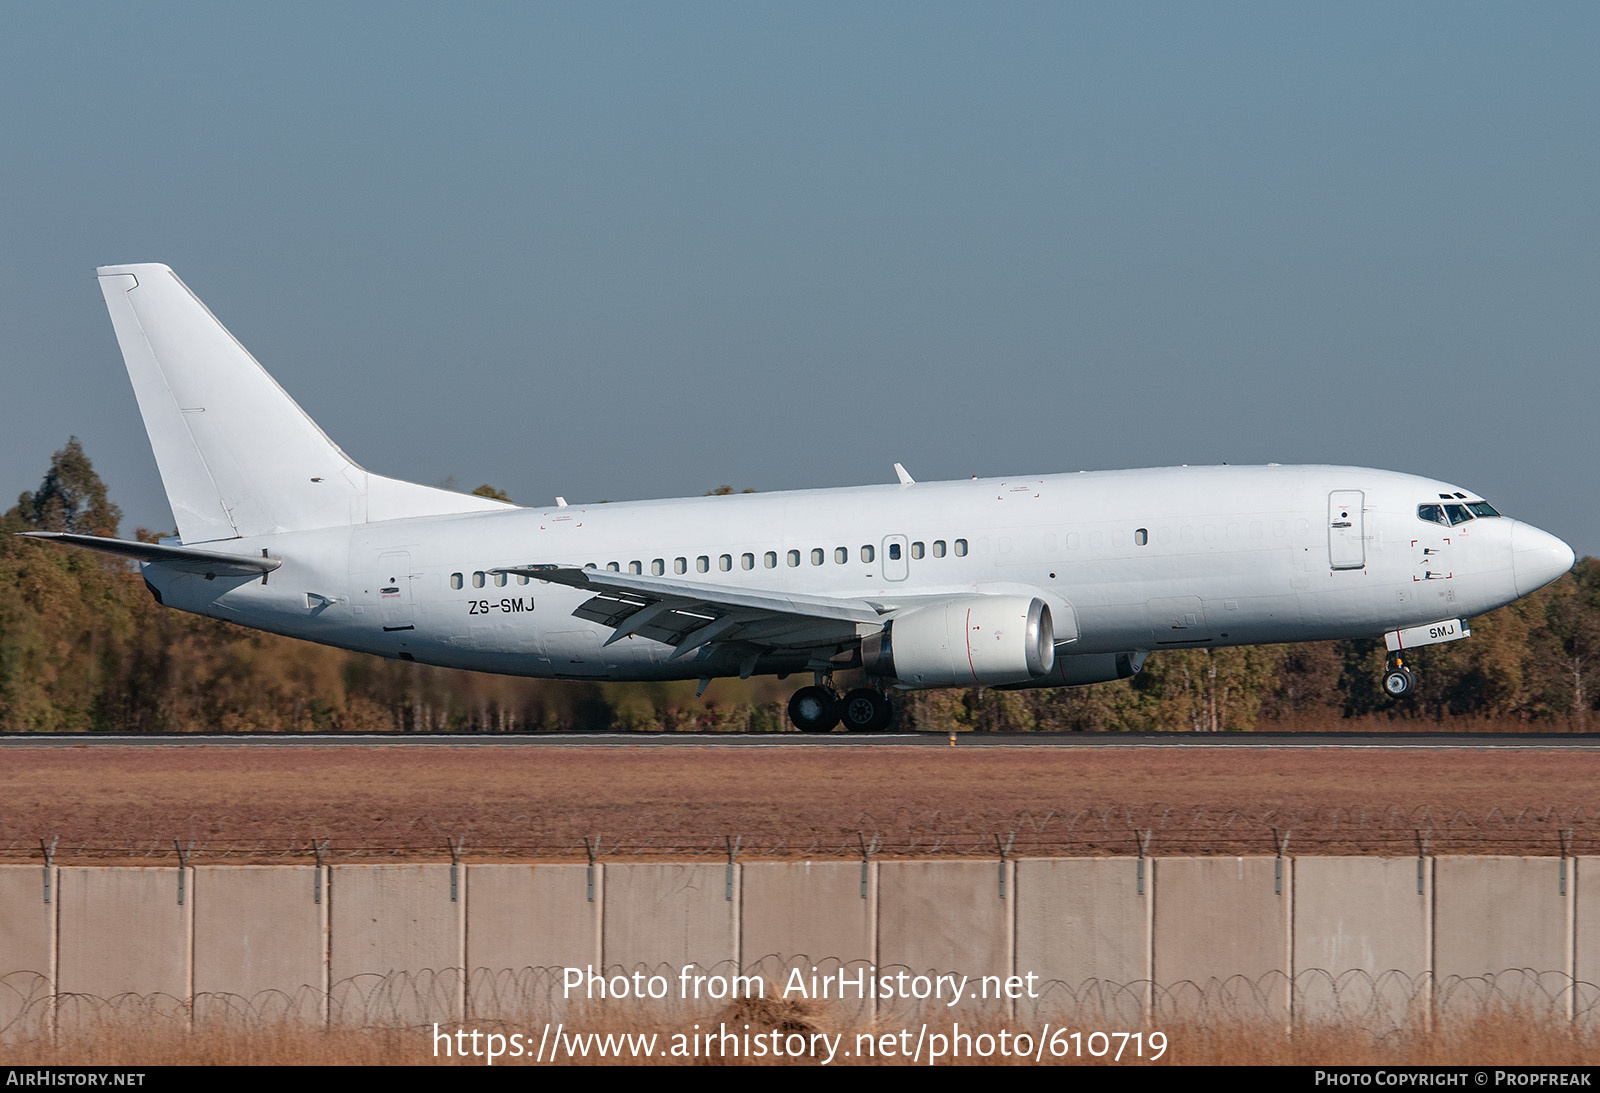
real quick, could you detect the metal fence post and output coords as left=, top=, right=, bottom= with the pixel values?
left=858, top=833, right=880, bottom=899
left=40, top=836, right=57, bottom=904
left=584, top=836, right=601, bottom=903
left=448, top=836, right=465, bottom=903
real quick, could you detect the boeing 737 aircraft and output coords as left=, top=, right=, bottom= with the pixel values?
left=23, top=264, right=1576, bottom=731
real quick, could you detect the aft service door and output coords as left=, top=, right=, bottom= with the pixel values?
left=378, top=551, right=415, bottom=631
left=1328, top=491, right=1365, bottom=570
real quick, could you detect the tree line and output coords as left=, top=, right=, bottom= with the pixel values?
left=2, top=441, right=1595, bottom=733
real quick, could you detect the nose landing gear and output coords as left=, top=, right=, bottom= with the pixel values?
left=1382, top=654, right=1415, bottom=698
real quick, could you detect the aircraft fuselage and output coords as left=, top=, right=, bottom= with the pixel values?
left=143, top=462, right=1564, bottom=685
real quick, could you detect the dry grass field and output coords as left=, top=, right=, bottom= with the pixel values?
left=3, top=741, right=1596, bottom=862
left=11, top=1007, right=1599, bottom=1066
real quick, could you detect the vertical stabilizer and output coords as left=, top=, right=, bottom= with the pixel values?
left=97, top=264, right=511, bottom=543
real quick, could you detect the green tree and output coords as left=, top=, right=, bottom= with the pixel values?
left=1, top=440, right=133, bottom=730
left=10, top=436, right=121, bottom=536
left=1135, top=645, right=1287, bottom=731
left=1541, top=558, right=1600, bottom=729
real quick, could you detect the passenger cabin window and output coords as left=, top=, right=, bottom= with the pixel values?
left=861, top=545, right=875, bottom=563
left=651, top=559, right=665, bottom=576
left=811, top=548, right=824, bottom=566
left=787, top=550, right=800, bottom=567
left=764, top=551, right=777, bottom=568
left=675, top=557, right=687, bottom=574
left=888, top=543, right=902, bottom=561
left=472, top=571, right=486, bottom=588
left=834, top=547, right=848, bottom=564
left=628, top=561, right=642, bottom=575
left=910, top=541, right=924, bottom=559
left=741, top=553, right=754, bottom=570
left=719, top=554, right=732, bottom=571
left=606, top=562, right=620, bottom=572
left=697, top=556, right=710, bottom=573
left=494, top=571, right=507, bottom=587
left=516, top=573, right=528, bottom=585
left=1135, top=528, right=1148, bottom=546
left=450, top=573, right=463, bottom=590
left=954, top=539, right=968, bottom=557
left=932, top=540, right=947, bottom=558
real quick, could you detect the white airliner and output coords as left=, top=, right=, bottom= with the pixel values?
left=23, top=264, right=1576, bottom=732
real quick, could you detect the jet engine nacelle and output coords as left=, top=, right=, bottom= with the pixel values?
left=997, top=649, right=1148, bottom=690
left=862, top=596, right=1054, bottom=688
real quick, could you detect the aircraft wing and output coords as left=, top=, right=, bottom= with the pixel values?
left=18, top=532, right=282, bottom=576
left=493, top=564, right=885, bottom=662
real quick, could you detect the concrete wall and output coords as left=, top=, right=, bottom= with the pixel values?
left=192, top=865, right=326, bottom=1025
left=601, top=863, right=738, bottom=992
left=1433, top=856, right=1574, bottom=1016
left=877, top=860, right=1013, bottom=1019
left=740, top=860, right=876, bottom=1020
left=3, top=855, right=1596, bottom=1032
left=1293, top=856, right=1430, bottom=1026
left=0, top=866, right=55, bottom=1039
left=55, top=867, right=192, bottom=1029
left=1014, top=857, right=1150, bottom=1025
left=1153, top=857, right=1291, bottom=1021
left=465, top=863, right=599, bottom=1018
left=1575, top=858, right=1599, bottom=1025
left=328, top=863, right=463, bottom=1025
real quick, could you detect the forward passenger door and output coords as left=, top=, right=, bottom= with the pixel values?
left=1328, top=491, right=1365, bottom=570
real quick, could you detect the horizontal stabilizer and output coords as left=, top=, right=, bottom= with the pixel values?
left=19, top=532, right=281, bottom=576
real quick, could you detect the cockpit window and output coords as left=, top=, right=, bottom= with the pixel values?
left=1419, top=501, right=1498, bottom=527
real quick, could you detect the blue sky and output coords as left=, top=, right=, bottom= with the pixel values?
left=3, top=3, right=1596, bottom=552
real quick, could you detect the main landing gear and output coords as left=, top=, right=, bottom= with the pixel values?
left=787, top=679, right=894, bottom=733
left=1383, top=653, right=1416, bottom=698
left=788, top=686, right=839, bottom=733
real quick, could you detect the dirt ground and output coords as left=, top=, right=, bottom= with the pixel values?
left=2, top=742, right=1595, bottom=863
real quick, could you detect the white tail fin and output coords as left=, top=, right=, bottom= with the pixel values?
left=97, top=264, right=512, bottom=543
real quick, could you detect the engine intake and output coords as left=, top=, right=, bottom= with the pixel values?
left=862, top=596, right=1054, bottom=688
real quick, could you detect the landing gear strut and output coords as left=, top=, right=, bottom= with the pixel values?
left=1383, top=654, right=1415, bottom=698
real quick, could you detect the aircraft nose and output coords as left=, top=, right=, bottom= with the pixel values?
left=1511, top=521, right=1576, bottom=597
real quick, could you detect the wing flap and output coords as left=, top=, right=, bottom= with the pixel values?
left=494, top=564, right=880, bottom=654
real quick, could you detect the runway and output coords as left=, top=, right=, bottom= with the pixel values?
left=2, top=730, right=1597, bottom=749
